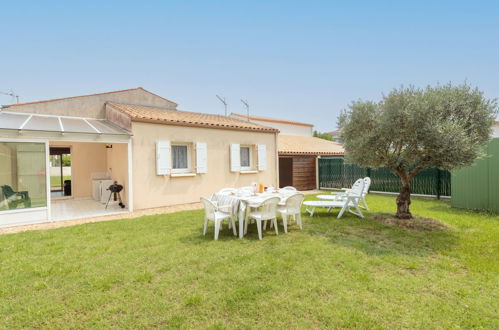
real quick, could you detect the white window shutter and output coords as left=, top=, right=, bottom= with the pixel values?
left=196, top=142, right=207, bottom=174
left=230, top=144, right=241, bottom=172
left=156, top=141, right=171, bottom=175
left=258, top=144, right=267, bottom=171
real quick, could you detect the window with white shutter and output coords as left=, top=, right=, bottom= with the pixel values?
left=257, top=144, right=266, bottom=171
left=230, top=144, right=241, bottom=172
left=240, top=146, right=251, bottom=170
left=171, top=143, right=193, bottom=174
left=156, top=141, right=171, bottom=175
left=196, top=142, right=207, bottom=174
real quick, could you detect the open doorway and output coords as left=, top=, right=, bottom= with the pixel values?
left=279, top=157, right=293, bottom=188
left=49, top=147, right=72, bottom=199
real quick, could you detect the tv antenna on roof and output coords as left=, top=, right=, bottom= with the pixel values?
left=241, top=99, right=250, bottom=121
left=216, top=95, right=228, bottom=116
left=0, top=89, right=20, bottom=104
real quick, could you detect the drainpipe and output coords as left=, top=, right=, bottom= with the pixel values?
left=316, top=155, right=320, bottom=190
left=275, top=132, right=279, bottom=188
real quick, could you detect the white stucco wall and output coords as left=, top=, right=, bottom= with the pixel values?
left=230, top=114, right=313, bottom=136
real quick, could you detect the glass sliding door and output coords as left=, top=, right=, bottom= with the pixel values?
left=49, top=147, right=71, bottom=198
left=0, top=142, right=47, bottom=211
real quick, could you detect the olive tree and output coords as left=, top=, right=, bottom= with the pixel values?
left=338, top=84, right=497, bottom=219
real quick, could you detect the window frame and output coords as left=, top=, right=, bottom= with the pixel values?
left=171, top=143, right=192, bottom=174
left=240, top=145, right=253, bottom=171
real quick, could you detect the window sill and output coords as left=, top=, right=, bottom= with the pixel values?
left=171, top=172, right=196, bottom=177
left=240, top=170, right=258, bottom=174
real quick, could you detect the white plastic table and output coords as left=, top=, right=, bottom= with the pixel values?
left=212, top=192, right=290, bottom=238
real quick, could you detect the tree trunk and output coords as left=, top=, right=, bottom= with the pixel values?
left=395, top=184, right=412, bottom=219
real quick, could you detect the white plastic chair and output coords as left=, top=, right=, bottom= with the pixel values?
left=317, top=177, right=371, bottom=210
left=278, top=186, right=297, bottom=194
left=244, top=196, right=280, bottom=240
left=201, top=197, right=237, bottom=240
left=276, top=193, right=304, bottom=232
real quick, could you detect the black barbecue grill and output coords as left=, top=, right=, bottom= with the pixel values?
left=106, top=181, right=125, bottom=209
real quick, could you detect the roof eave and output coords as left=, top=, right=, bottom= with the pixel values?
left=131, top=117, right=279, bottom=133
left=278, top=151, right=344, bottom=156
left=231, top=113, right=314, bottom=127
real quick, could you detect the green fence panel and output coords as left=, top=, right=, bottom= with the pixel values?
left=319, top=157, right=451, bottom=197
left=452, top=138, right=499, bottom=212
left=318, top=157, right=345, bottom=189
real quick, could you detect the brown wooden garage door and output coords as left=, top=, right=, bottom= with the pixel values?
left=292, top=156, right=317, bottom=190
left=279, top=155, right=317, bottom=190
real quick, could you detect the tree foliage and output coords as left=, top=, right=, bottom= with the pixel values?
left=62, top=154, right=71, bottom=167
left=339, top=84, right=498, bottom=218
left=313, top=130, right=334, bottom=141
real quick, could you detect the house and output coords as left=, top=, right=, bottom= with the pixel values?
left=327, top=129, right=342, bottom=143
left=231, top=113, right=344, bottom=190
left=0, top=88, right=278, bottom=227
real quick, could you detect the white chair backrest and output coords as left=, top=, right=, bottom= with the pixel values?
left=201, top=197, right=217, bottom=218
left=363, top=177, right=371, bottom=195
left=348, top=179, right=365, bottom=198
left=350, top=178, right=364, bottom=191
left=284, top=193, right=304, bottom=213
left=279, top=186, right=296, bottom=194
left=218, top=188, right=237, bottom=195
left=258, top=196, right=280, bottom=219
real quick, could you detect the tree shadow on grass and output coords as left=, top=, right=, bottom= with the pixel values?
left=303, top=210, right=458, bottom=257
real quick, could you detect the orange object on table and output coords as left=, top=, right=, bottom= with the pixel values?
left=259, top=183, right=264, bottom=193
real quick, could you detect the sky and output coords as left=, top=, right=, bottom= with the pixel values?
left=1, top=0, right=498, bottom=131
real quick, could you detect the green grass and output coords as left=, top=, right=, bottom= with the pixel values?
left=0, top=194, right=498, bottom=329
left=50, top=176, right=71, bottom=188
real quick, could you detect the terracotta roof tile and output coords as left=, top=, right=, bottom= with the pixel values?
left=231, top=113, right=313, bottom=127
left=278, top=135, right=344, bottom=156
left=107, top=103, right=278, bottom=133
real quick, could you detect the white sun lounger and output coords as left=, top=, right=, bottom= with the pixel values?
left=317, top=177, right=371, bottom=210
left=304, top=179, right=365, bottom=218
left=303, top=200, right=364, bottom=218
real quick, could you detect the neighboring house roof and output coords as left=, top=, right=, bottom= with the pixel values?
left=4, top=87, right=178, bottom=107
left=107, top=103, right=279, bottom=133
left=328, top=129, right=342, bottom=135
left=278, top=135, right=344, bottom=156
left=231, top=113, right=313, bottom=127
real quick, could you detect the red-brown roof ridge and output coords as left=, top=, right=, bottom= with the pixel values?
left=107, top=102, right=279, bottom=133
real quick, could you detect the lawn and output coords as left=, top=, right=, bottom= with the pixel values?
left=50, top=176, right=71, bottom=189
left=0, top=194, right=498, bottom=329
